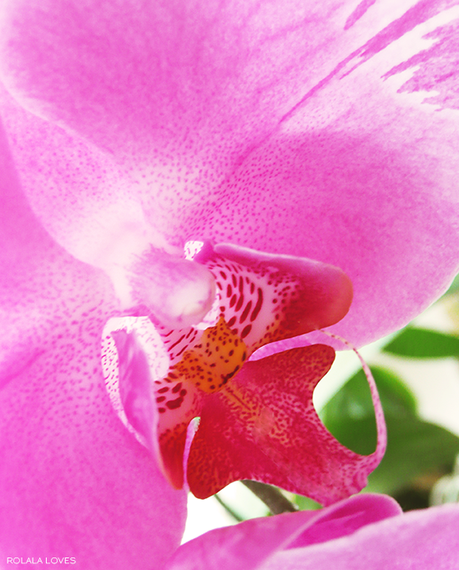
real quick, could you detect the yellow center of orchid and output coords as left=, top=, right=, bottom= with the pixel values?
left=165, top=317, right=248, bottom=393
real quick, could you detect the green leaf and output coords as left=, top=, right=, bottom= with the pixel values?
left=320, top=367, right=417, bottom=454
left=383, top=327, right=459, bottom=359
left=293, top=495, right=322, bottom=511
left=320, top=365, right=459, bottom=496
left=445, top=273, right=459, bottom=296
left=366, top=417, right=459, bottom=495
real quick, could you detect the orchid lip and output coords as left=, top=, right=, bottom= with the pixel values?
left=100, top=240, right=385, bottom=502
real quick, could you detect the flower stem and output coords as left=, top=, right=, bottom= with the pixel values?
left=242, top=480, right=298, bottom=515
left=214, top=494, right=245, bottom=522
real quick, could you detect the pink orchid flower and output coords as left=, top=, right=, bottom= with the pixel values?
left=166, top=494, right=459, bottom=570
left=1, top=0, right=459, bottom=568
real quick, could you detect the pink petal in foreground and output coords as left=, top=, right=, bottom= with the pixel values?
left=187, top=344, right=385, bottom=503
left=263, top=503, right=459, bottom=570
left=0, top=119, right=187, bottom=568
left=168, top=496, right=459, bottom=570
left=0, top=319, right=187, bottom=569
left=0, top=0, right=385, bottom=161
left=165, top=494, right=402, bottom=570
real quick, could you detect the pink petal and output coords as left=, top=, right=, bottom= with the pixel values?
left=187, top=344, right=385, bottom=502
left=286, top=493, right=402, bottom=548
left=0, top=83, right=143, bottom=268
left=0, top=113, right=85, bottom=390
left=165, top=494, right=402, bottom=570
left=1, top=2, right=459, bottom=347
left=0, top=0, right=396, bottom=161
left=262, top=503, right=459, bottom=569
left=0, top=330, right=187, bottom=568
left=0, top=122, right=187, bottom=567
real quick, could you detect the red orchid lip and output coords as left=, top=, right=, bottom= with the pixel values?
left=104, top=241, right=384, bottom=503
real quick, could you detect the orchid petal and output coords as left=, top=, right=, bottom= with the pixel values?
left=0, top=82, right=148, bottom=267
left=1, top=1, right=458, bottom=347
left=165, top=494, right=402, bottom=570
left=0, top=328, right=186, bottom=568
left=262, top=503, right=459, bottom=570
left=187, top=344, right=385, bottom=502
left=168, top=496, right=459, bottom=570
left=0, top=0, right=401, bottom=160
left=0, top=121, right=187, bottom=567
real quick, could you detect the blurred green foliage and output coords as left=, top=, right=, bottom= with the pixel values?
left=384, top=327, right=459, bottom=359
left=446, top=273, right=459, bottom=295
left=319, top=365, right=459, bottom=500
